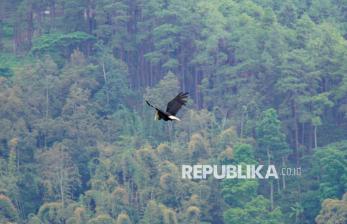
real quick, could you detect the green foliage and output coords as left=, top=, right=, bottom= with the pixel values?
left=87, top=214, right=115, bottom=224
left=0, top=54, right=33, bottom=77
left=116, top=212, right=132, bottom=224
left=233, top=143, right=257, bottom=164
left=94, top=51, right=132, bottom=114
left=224, top=196, right=284, bottom=224
left=256, top=108, right=290, bottom=162
left=313, top=141, right=347, bottom=200
left=27, top=214, right=42, bottom=224
left=141, top=200, right=164, bottom=224
left=0, top=194, right=18, bottom=222
left=315, top=193, right=347, bottom=224
left=222, top=179, right=259, bottom=207
left=188, top=133, right=210, bottom=161
left=0, top=67, right=13, bottom=77
left=0, top=0, right=346, bottom=224
left=221, top=144, right=259, bottom=207
left=31, top=32, right=95, bottom=55
left=184, top=206, right=200, bottom=224
left=37, top=202, right=63, bottom=224
left=2, top=23, right=14, bottom=37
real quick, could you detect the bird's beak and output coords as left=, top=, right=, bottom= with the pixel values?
left=154, top=112, right=159, bottom=120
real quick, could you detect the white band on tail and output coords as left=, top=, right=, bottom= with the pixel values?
left=169, top=115, right=180, bottom=121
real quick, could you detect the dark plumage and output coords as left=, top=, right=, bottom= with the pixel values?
left=146, top=92, right=188, bottom=121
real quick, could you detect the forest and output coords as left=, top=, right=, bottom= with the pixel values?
left=0, top=0, right=347, bottom=223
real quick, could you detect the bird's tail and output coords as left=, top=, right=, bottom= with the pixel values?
left=168, top=115, right=180, bottom=121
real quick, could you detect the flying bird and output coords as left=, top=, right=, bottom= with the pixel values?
left=146, top=92, right=188, bottom=121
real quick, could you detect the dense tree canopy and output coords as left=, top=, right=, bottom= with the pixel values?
left=0, top=0, right=347, bottom=223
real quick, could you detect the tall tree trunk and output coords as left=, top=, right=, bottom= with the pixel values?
left=27, top=6, right=34, bottom=49
left=0, top=18, right=3, bottom=50
left=59, top=148, right=65, bottom=209
left=101, top=62, right=110, bottom=105
left=51, top=1, right=56, bottom=30
left=301, top=123, right=305, bottom=147
left=293, top=100, right=299, bottom=166
left=240, top=107, right=247, bottom=138
left=45, top=76, right=49, bottom=150
left=314, top=125, right=317, bottom=150
left=13, top=18, right=19, bottom=54
left=240, top=114, right=244, bottom=139
left=149, top=62, right=153, bottom=87
left=267, top=148, right=274, bottom=211
left=308, top=123, right=313, bottom=151
left=180, top=46, right=186, bottom=91
left=277, top=178, right=281, bottom=194
left=282, top=156, right=286, bottom=190
left=194, top=69, right=198, bottom=108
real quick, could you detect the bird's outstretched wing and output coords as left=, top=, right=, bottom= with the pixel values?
left=166, top=92, right=188, bottom=115
left=145, top=100, right=158, bottom=110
